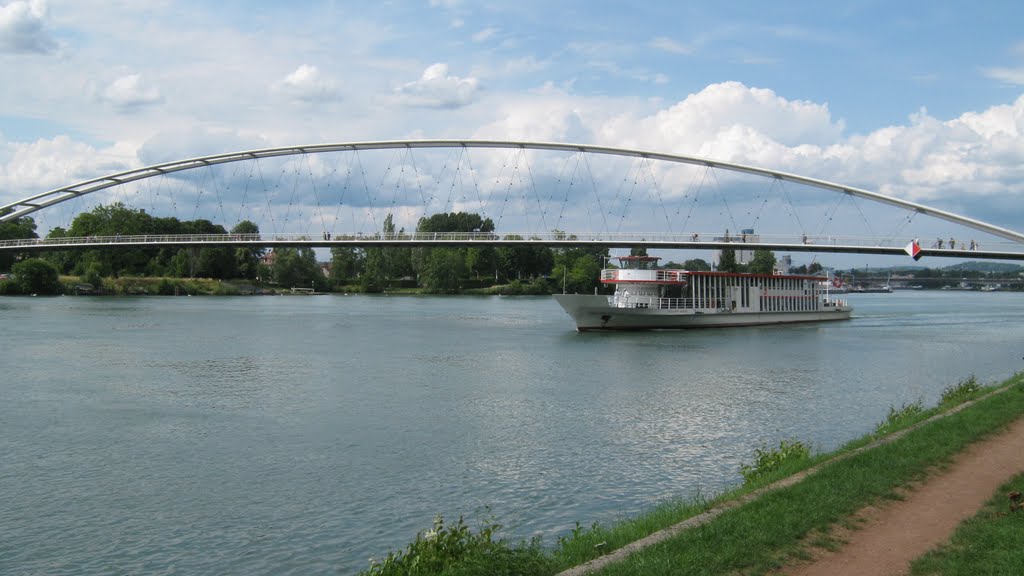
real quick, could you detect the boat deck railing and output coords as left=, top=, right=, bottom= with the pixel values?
left=614, top=294, right=847, bottom=311
left=614, top=296, right=699, bottom=310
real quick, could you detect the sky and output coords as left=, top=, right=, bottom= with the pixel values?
left=1, top=0, right=1023, bottom=264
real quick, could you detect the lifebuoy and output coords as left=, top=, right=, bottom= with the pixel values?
left=832, top=275, right=843, bottom=288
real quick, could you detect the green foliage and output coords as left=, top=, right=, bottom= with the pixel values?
left=717, top=248, right=739, bottom=273
left=361, top=514, right=555, bottom=576
left=0, top=210, right=38, bottom=271
left=941, top=375, right=983, bottom=406
left=747, top=249, right=777, bottom=275
left=416, top=212, right=495, bottom=234
left=330, top=246, right=364, bottom=285
left=739, top=439, right=812, bottom=485
left=231, top=220, right=264, bottom=280
left=272, top=247, right=326, bottom=290
left=682, top=258, right=712, bottom=271
left=494, top=238, right=553, bottom=283
left=470, top=277, right=553, bottom=295
left=82, top=263, right=105, bottom=291
left=157, top=278, right=179, bottom=295
left=877, top=400, right=925, bottom=433
left=12, top=258, right=61, bottom=294
left=419, top=248, right=466, bottom=293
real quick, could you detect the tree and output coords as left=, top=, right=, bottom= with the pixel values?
left=0, top=210, right=38, bottom=272
left=272, top=247, right=326, bottom=290
left=12, top=258, right=61, bottom=295
left=682, top=258, right=712, bottom=271
left=329, top=246, right=364, bottom=286
left=42, top=226, right=76, bottom=274
left=363, top=214, right=412, bottom=286
left=232, top=220, right=263, bottom=279
left=67, top=203, right=159, bottom=276
left=748, top=249, right=777, bottom=275
left=419, top=248, right=466, bottom=293
left=411, top=212, right=497, bottom=289
left=551, top=253, right=604, bottom=294
left=718, top=248, right=739, bottom=273
left=495, top=237, right=555, bottom=282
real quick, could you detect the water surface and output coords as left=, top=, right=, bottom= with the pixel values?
left=2, top=292, right=1021, bottom=574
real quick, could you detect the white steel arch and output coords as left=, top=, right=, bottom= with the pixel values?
left=3, top=139, right=1023, bottom=243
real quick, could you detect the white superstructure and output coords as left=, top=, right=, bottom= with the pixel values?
left=554, top=255, right=852, bottom=331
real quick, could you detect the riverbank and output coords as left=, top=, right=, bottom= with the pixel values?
left=41, top=275, right=555, bottom=296
left=361, top=373, right=1024, bottom=575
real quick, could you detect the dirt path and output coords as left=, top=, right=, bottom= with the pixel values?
left=782, top=417, right=1024, bottom=576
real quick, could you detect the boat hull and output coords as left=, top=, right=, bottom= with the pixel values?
left=553, top=294, right=853, bottom=331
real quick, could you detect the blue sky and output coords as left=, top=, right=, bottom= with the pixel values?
left=1, top=0, right=1023, bottom=258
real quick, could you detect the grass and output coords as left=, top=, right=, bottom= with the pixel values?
left=910, top=473, right=1024, bottom=575
left=356, top=373, right=1024, bottom=576
left=361, top=514, right=556, bottom=576
left=589, top=373, right=1024, bottom=575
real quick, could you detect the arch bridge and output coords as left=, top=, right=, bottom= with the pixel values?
left=2, top=140, right=1022, bottom=261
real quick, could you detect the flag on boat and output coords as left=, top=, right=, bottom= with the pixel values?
left=904, top=238, right=922, bottom=261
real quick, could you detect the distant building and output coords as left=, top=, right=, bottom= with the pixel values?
left=777, top=254, right=792, bottom=275
left=259, top=250, right=276, bottom=268
left=713, top=228, right=759, bottom=267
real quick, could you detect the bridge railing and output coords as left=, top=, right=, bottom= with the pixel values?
left=0, top=232, right=1019, bottom=254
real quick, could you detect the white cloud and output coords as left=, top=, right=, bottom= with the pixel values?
left=137, top=127, right=270, bottom=167
left=983, top=66, right=1024, bottom=86
left=393, top=63, right=481, bottom=109
left=472, top=81, right=1024, bottom=215
left=0, top=135, right=134, bottom=206
left=98, top=74, right=163, bottom=112
left=650, top=36, right=691, bottom=55
left=0, top=0, right=54, bottom=53
left=472, top=27, right=498, bottom=43
left=273, top=64, right=341, bottom=103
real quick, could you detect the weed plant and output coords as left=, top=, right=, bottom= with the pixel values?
left=739, top=440, right=812, bottom=486
left=875, top=400, right=926, bottom=434
left=940, top=375, right=983, bottom=406
left=360, top=514, right=554, bottom=576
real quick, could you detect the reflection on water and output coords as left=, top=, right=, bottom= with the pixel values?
left=2, top=292, right=1022, bottom=574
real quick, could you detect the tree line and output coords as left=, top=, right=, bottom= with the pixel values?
left=2, top=203, right=808, bottom=296
left=0, top=204, right=613, bottom=295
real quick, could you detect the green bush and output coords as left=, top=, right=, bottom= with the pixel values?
left=12, top=258, right=61, bottom=295
left=361, top=514, right=555, bottom=576
left=941, top=375, right=982, bottom=406
left=82, top=264, right=104, bottom=292
left=877, top=400, right=925, bottom=432
left=740, top=439, right=812, bottom=486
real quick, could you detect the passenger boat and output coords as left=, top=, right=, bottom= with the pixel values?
left=553, top=255, right=852, bottom=331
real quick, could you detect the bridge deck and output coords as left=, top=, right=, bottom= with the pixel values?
left=2, top=233, right=1022, bottom=260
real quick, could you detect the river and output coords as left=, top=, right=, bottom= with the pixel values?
left=2, top=291, right=1021, bottom=574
